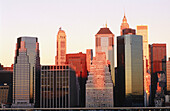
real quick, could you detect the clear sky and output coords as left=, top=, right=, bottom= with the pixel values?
left=0, top=0, right=170, bottom=66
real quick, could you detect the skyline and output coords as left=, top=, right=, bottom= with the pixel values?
left=0, top=0, right=170, bottom=66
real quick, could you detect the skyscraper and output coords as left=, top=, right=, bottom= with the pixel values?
left=86, top=52, right=114, bottom=107
left=137, top=25, right=150, bottom=106
left=120, top=13, right=129, bottom=35
left=95, top=25, right=115, bottom=84
left=149, top=43, right=166, bottom=106
left=40, top=65, right=79, bottom=108
left=55, top=28, right=66, bottom=65
left=116, top=34, right=144, bottom=106
left=12, top=37, right=40, bottom=108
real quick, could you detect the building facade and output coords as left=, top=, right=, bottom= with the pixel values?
left=40, top=65, right=78, bottom=108
left=95, top=25, right=115, bottom=85
left=0, top=83, right=9, bottom=107
left=167, top=58, right=170, bottom=94
left=149, top=43, right=166, bottom=106
left=12, top=37, right=40, bottom=108
left=0, top=66, right=13, bottom=106
left=86, top=52, right=114, bottom=107
left=66, top=52, right=87, bottom=107
left=116, top=34, right=144, bottom=106
left=86, top=49, right=93, bottom=72
left=55, top=28, right=66, bottom=65
left=137, top=25, right=150, bottom=106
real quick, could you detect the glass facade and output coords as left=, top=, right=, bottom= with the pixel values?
left=40, top=65, right=78, bottom=108
left=116, top=35, right=144, bottom=107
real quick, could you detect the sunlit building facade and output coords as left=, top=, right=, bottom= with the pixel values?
left=86, top=52, right=114, bottom=107
left=95, top=25, right=115, bottom=84
left=167, top=58, right=170, bottom=94
left=12, top=37, right=40, bottom=108
left=149, top=43, right=166, bottom=106
left=66, top=52, right=87, bottom=107
left=55, top=28, right=66, bottom=65
left=137, top=25, right=150, bottom=106
left=116, top=34, right=144, bottom=106
left=120, top=13, right=129, bottom=35
left=86, top=49, right=93, bottom=72
left=40, top=65, right=78, bottom=108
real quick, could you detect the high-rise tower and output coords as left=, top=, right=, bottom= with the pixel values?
left=55, top=28, right=66, bottom=65
left=95, top=25, right=115, bottom=83
left=12, top=37, right=40, bottom=108
left=137, top=25, right=150, bottom=106
left=120, top=13, right=129, bottom=35
left=116, top=34, right=144, bottom=106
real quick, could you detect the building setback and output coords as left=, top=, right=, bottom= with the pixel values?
left=40, top=65, right=79, bottom=108
left=86, top=52, right=114, bottom=107
left=116, top=34, right=144, bottom=106
left=12, top=37, right=40, bottom=108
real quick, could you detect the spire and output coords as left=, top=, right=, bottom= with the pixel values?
left=123, top=12, right=127, bottom=23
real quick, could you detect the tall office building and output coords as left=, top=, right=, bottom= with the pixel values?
left=116, top=34, right=144, bottom=106
left=120, top=13, right=129, bottom=35
left=40, top=65, right=78, bottom=108
left=86, top=49, right=93, bottom=72
left=137, top=25, right=150, bottom=106
left=66, top=52, right=87, bottom=107
left=167, top=58, right=170, bottom=94
left=149, top=43, right=166, bottom=106
left=95, top=25, right=115, bottom=84
left=86, top=52, right=114, bottom=107
left=12, top=37, right=40, bottom=108
left=55, top=28, right=66, bottom=65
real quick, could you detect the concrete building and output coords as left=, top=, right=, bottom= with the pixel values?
left=86, top=52, right=114, bottom=107
left=55, top=27, right=66, bottom=65
left=12, top=37, right=40, bottom=108
left=116, top=34, right=144, bottom=106
left=40, top=65, right=79, bottom=108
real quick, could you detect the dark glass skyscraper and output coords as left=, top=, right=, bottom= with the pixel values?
left=12, top=37, right=40, bottom=108
left=116, top=34, right=144, bottom=106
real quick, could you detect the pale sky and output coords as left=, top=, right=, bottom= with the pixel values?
left=0, top=0, right=170, bottom=66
